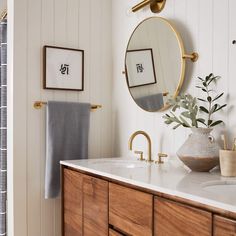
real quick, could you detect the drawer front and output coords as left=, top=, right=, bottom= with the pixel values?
left=109, top=183, right=153, bottom=236
left=83, top=175, right=109, bottom=236
left=214, top=215, right=236, bottom=236
left=154, top=197, right=212, bottom=236
left=63, top=168, right=83, bottom=236
left=109, top=228, right=124, bottom=236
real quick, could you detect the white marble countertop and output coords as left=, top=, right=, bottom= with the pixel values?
left=60, top=158, right=236, bottom=213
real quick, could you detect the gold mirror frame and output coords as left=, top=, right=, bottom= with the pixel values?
left=124, top=17, right=198, bottom=112
left=0, top=9, right=7, bottom=21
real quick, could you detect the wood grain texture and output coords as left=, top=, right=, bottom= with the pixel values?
left=154, top=197, right=212, bottom=236
left=214, top=215, right=236, bottom=236
left=63, top=168, right=83, bottom=236
left=83, top=175, right=109, bottom=236
left=109, top=228, right=124, bottom=236
left=109, top=183, right=153, bottom=236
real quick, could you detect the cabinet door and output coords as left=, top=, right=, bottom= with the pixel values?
left=214, top=215, right=236, bottom=235
left=154, top=197, right=212, bottom=236
left=109, top=228, right=124, bottom=236
left=63, top=168, right=83, bottom=236
left=109, top=183, right=153, bottom=236
left=83, top=175, right=109, bottom=236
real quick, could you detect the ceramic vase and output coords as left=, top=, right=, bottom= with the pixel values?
left=177, top=128, right=220, bottom=172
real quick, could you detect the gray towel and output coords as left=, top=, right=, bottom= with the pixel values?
left=136, top=93, right=164, bottom=111
left=45, top=101, right=90, bottom=199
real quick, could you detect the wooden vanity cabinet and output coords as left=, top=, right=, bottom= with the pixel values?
left=62, top=168, right=108, bottom=236
left=63, top=168, right=83, bottom=236
left=214, top=215, right=236, bottom=235
left=154, top=197, right=212, bottom=236
left=109, top=228, right=124, bottom=236
left=109, top=183, right=153, bottom=236
left=63, top=167, right=236, bottom=236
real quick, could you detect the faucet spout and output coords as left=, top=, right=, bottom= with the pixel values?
left=128, top=131, right=153, bottom=162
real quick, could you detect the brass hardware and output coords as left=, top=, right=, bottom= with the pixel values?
left=0, top=10, right=7, bottom=21
left=150, top=0, right=167, bottom=13
left=183, top=52, right=199, bottom=62
left=132, top=0, right=166, bottom=14
left=129, top=131, right=153, bottom=162
left=33, top=101, right=102, bottom=111
left=134, top=150, right=144, bottom=161
left=155, top=153, right=168, bottom=164
left=132, top=0, right=150, bottom=12
left=163, top=92, right=169, bottom=97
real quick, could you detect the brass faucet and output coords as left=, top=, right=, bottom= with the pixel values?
left=128, top=131, right=153, bottom=162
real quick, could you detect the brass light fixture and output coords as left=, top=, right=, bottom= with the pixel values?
left=132, top=0, right=166, bottom=13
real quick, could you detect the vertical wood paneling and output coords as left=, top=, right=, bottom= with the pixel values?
left=100, top=0, right=113, bottom=157
left=112, top=1, right=235, bottom=162
left=228, top=0, right=236, bottom=139
left=10, top=0, right=112, bottom=235
left=27, top=0, right=42, bottom=235
left=40, top=0, right=55, bottom=235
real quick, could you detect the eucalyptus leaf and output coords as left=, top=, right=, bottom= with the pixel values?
left=200, top=106, right=209, bottom=114
left=197, top=98, right=207, bottom=102
left=198, top=77, right=204, bottom=81
left=179, top=116, right=191, bottom=127
left=214, top=104, right=227, bottom=112
left=210, top=120, right=223, bottom=127
left=213, top=93, right=224, bottom=102
left=173, top=124, right=182, bottom=130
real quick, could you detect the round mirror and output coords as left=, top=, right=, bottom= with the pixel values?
left=125, top=17, right=190, bottom=112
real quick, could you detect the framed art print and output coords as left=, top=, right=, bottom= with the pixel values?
left=126, top=48, right=157, bottom=88
left=43, top=45, right=84, bottom=91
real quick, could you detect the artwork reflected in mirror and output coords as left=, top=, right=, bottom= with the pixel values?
left=126, top=49, right=157, bottom=88
left=125, top=17, right=186, bottom=112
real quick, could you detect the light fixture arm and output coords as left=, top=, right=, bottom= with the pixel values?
left=132, top=0, right=166, bottom=13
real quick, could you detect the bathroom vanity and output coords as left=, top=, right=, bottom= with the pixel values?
left=60, top=158, right=236, bottom=236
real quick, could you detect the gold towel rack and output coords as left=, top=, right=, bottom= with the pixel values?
left=34, top=101, right=102, bottom=111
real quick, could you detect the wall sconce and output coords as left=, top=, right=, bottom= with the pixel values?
left=132, top=0, right=166, bottom=13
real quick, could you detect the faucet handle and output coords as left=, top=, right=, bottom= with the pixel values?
left=155, top=153, right=168, bottom=164
left=134, top=150, right=144, bottom=161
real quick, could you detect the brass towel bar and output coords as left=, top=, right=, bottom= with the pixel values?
left=33, top=101, right=102, bottom=111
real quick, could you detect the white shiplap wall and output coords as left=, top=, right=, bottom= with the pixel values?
left=111, top=0, right=236, bottom=159
left=8, top=0, right=112, bottom=235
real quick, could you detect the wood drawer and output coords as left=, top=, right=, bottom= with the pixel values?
left=154, top=197, right=212, bottom=236
left=63, top=168, right=83, bottom=236
left=109, top=183, right=153, bottom=236
left=109, top=228, right=124, bottom=236
left=83, top=175, right=109, bottom=236
left=214, top=215, right=236, bottom=235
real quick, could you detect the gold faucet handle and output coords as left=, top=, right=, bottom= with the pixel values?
left=134, top=150, right=144, bottom=161
left=155, top=153, right=168, bottom=164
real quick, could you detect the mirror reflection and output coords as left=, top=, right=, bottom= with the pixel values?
left=125, top=17, right=185, bottom=112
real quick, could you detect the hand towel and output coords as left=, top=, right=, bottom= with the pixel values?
left=45, top=101, right=90, bottom=199
left=136, top=93, right=164, bottom=111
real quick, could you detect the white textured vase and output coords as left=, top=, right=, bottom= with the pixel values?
left=177, top=128, right=220, bottom=172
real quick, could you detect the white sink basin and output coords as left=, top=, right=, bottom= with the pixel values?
left=202, top=180, right=236, bottom=195
left=90, top=159, right=149, bottom=169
